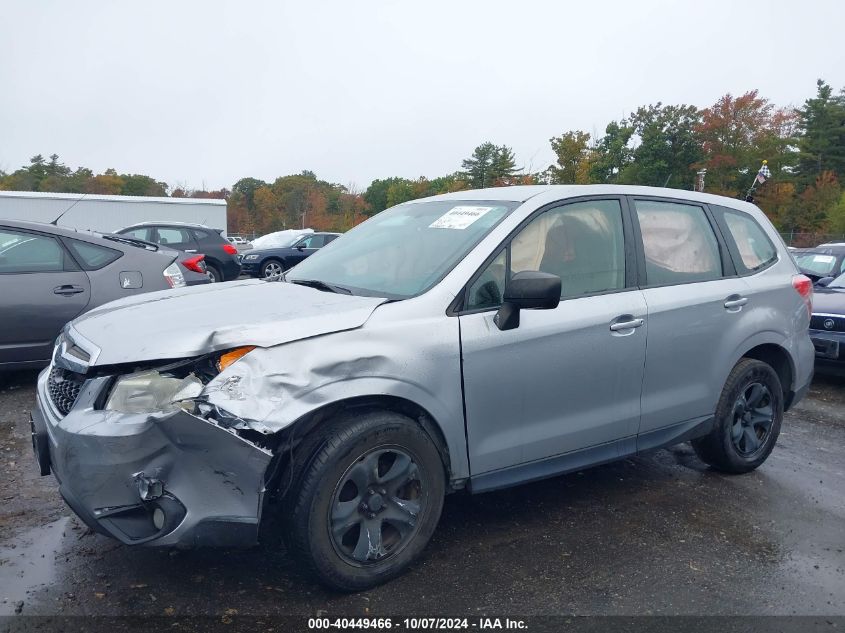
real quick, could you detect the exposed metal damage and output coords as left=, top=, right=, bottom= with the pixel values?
left=32, top=277, right=470, bottom=551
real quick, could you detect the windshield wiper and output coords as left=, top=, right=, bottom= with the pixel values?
left=289, top=278, right=353, bottom=295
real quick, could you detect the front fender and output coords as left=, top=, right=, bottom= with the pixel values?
left=200, top=318, right=468, bottom=479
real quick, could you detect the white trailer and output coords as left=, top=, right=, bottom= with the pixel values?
left=0, top=191, right=227, bottom=235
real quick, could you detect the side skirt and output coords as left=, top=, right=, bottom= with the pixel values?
left=467, top=415, right=713, bottom=494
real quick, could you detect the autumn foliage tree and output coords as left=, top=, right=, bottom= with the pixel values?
left=4, top=79, right=845, bottom=239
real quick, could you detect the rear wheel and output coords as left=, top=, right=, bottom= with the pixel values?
left=206, top=263, right=222, bottom=283
left=282, top=411, right=445, bottom=591
left=692, top=358, right=783, bottom=473
left=261, top=259, right=285, bottom=279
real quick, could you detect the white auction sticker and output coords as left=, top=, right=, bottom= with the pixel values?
left=429, top=206, right=494, bottom=230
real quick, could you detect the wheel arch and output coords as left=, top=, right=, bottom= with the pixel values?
left=267, top=394, right=460, bottom=499
left=740, top=343, right=795, bottom=410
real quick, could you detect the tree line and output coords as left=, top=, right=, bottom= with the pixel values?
left=2, top=79, right=844, bottom=237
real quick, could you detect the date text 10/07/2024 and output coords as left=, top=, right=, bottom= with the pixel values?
left=307, top=618, right=528, bottom=630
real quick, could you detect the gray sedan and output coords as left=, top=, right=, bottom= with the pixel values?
left=0, top=219, right=205, bottom=371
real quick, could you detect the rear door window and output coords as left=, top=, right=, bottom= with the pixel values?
left=0, top=229, right=67, bottom=273
left=122, top=227, right=152, bottom=241
left=718, top=208, right=777, bottom=273
left=634, top=200, right=723, bottom=285
left=154, top=227, right=196, bottom=250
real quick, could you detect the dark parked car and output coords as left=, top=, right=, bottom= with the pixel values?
left=791, top=245, right=845, bottom=280
left=116, top=222, right=241, bottom=282
left=808, top=271, right=845, bottom=368
left=240, top=232, right=340, bottom=278
left=0, top=219, right=205, bottom=371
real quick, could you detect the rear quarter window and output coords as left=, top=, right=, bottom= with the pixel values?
left=66, top=239, right=122, bottom=270
left=716, top=207, right=778, bottom=274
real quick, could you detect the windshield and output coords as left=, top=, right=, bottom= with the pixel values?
left=287, top=199, right=518, bottom=298
left=793, top=251, right=837, bottom=275
left=829, top=272, right=845, bottom=289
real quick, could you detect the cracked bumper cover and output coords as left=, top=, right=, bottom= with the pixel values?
left=33, top=368, right=272, bottom=548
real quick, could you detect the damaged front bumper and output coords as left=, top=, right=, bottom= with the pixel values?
left=31, top=367, right=273, bottom=548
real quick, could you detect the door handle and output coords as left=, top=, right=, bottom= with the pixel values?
left=724, top=296, right=748, bottom=310
left=609, top=318, right=644, bottom=332
left=53, top=285, right=85, bottom=296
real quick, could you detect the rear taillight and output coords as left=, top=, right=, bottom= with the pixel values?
left=163, top=263, right=186, bottom=288
left=181, top=254, right=206, bottom=273
left=223, top=244, right=238, bottom=255
left=792, top=274, right=813, bottom=317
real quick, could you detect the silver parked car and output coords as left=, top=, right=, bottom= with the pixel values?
left=31, top=186, right=814, bottom=590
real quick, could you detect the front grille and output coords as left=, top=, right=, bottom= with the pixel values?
left=47, top=366, right=85, bottom=416
left=811, top=314, right=845, bottom=333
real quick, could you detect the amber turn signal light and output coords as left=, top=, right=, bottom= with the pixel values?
left=217, top=346, right=256, bottom=372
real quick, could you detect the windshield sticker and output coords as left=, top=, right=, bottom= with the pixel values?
left=429, top=206, right=494, bottom=230
left=812, top=255, right=836, bottom=264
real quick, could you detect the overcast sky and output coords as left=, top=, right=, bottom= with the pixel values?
left=1, top=0, right=844, bottom=192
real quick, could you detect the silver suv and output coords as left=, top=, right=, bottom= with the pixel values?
left=31, top=185, right=814, bottom=590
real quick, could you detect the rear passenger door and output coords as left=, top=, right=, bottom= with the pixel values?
left=0, top=227, right=91, bottom=366
left=631, top=197, right=748, bottom=443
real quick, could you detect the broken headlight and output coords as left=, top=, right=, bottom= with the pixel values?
left=104, top=370, right=203, bottom=414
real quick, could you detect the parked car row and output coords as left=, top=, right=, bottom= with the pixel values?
left=0, top=219, right=209, bottom=370
left=29, top=185, right=815, bottom=593
left=117, top=221, right=242, bottom=283
left=0, top=217, right=347, bottom=371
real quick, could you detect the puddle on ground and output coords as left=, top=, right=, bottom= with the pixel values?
left=0, top=517, right=69, bottom=615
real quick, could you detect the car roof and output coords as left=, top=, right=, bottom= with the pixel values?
left=0, top=217, right=165, bottom=254
left=409, top=184, right=763, bottom=212
left=121, top=221, right=222, bottom=232
left=1, top=217, right=110, bottom=240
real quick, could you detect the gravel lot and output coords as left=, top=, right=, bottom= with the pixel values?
left=1, top=369, right=843, bottom=620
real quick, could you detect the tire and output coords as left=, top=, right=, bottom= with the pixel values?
left=282, top=410, right=446, bottom=591
left=206, top=263, right=222, bottom=283
left=692, top=358, right=784, bottom=474
left=261, top=259, right=285, bottom=279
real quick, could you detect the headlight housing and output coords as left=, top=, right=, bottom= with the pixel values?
left=105, top=370, right=203, bottom=414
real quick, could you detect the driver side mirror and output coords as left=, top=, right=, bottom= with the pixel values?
left=494, top=271, right=561, bottom=331
left=295, top=244, right=305, bottom=251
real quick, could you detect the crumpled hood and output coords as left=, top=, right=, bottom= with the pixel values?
left=72, top=279, right=387, bottom=366
left=812, top=288, right=845, bottom=316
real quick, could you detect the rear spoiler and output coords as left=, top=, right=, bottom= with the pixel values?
left=102, top=234, right=159, bottom=251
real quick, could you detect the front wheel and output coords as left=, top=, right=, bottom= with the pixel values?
left=261, top=259, right=285, bottom=279
left=692, top=358, right=783, bottom=473
left=282, top=411, right=445, bottom=591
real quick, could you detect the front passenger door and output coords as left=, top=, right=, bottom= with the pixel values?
left=290, top=234, right=322, bottom=264
left=458, top=198, right=647, bottom=484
